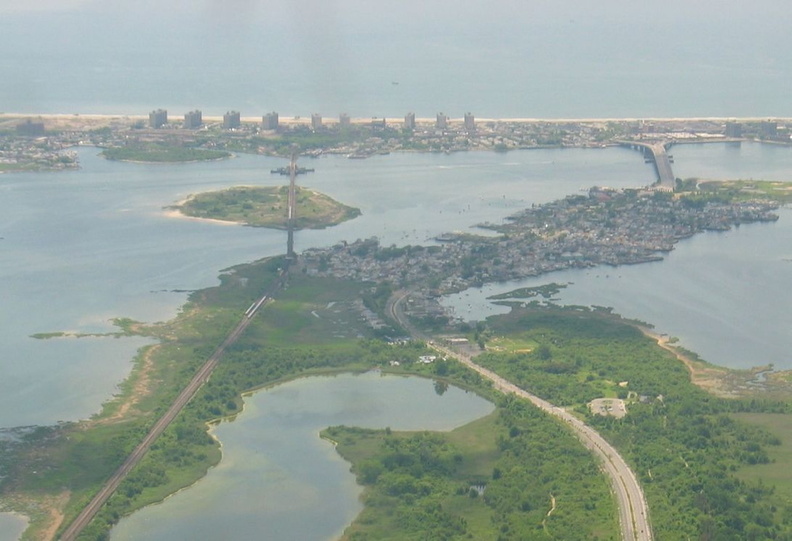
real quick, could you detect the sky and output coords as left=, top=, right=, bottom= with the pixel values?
left=3, top=0, right=792, bottom=29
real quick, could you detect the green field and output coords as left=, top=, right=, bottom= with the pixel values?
left=734, top=413, right=792, bottom=506
left=692, top=179, right=792, bottom=203
left=471, top=305, right=792, bottom=540
left=175, top=186, right=360, bottom=230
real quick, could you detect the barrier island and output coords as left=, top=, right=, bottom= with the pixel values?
left=101, top=143, right=231, bottom=163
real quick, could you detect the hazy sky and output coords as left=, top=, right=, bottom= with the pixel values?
left=3, top=0, right=791, bottom=25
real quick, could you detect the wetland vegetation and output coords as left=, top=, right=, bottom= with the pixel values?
left=4, top=250, right=792, bottom=540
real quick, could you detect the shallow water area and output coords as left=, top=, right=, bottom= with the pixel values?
left=0, top=514, right=28, bottom=541
left=0, top=149, right=288, bottom=427
left=110, top=372, right=494, bottom=541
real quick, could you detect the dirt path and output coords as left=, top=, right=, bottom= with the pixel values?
left=113, top=345, right=158, bottom=420
left=39, top=492, right=69, bottom=541
left=542, top=493, right=557, bottom=533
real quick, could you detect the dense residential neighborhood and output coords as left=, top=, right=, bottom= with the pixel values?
left=302, top=186, right=778, bottom=290
left=301, top=186, right=779, bottom=329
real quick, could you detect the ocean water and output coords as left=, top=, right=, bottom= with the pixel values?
left=2, top=1, right=792, bottom=118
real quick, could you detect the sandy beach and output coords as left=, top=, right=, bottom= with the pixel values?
left=162, top=196, right=246, bottom=227
left=3, top=112, right=790, bottom=131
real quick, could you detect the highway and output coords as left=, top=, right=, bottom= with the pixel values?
left=388, top=290, right=653, bottom=541
left=58, top=290, right=274, bottom=541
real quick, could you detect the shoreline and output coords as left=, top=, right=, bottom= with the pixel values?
left=0, top=510, right=29, bottom=525
left=636, top=325, right=792, bottom=398
left=636, top=326, right=735, bottom=397
left=166, top=186, right=360, bottom=230
left=162, top=207, right=245, bottom=227
left=163, top=193, right=246, bottom=226
left=3, top=112, right=792, bottom=126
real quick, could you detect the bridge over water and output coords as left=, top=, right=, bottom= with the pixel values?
left=617, top=140, right=675, bottom=189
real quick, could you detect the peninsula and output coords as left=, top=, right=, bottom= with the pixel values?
left=300, top=181, right=787, bottom=325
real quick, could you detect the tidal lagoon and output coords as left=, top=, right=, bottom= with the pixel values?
left=110, top=372, right=494, bottom=541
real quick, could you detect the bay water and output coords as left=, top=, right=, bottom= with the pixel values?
left=443, top=141, right=792, bottom=370
left=0, top=145, right=650, bottom=429
left=0, top=514, right=27, bottom=541
left=1, top=141, right=792, bottom=538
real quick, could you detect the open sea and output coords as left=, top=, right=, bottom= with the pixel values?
left=2, top=1, right=792, bottom=119
left=3, top=1, right=792, bottom=539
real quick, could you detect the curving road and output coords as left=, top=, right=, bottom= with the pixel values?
left=388, top=290, right=653, bottom=541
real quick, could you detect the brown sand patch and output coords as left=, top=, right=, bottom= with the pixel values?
left=39, top=491, right=69, bottom=541
left=94, top=344, right=159, bottom=426
left=638, top=327, right=736, bottom=398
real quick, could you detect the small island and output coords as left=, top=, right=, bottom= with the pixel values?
left=102, top=143, right=231, bottom=163
left=172, top=185, right=361, bottom=229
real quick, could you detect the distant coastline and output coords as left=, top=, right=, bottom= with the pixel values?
left=3, top=112, right=792, bottom=127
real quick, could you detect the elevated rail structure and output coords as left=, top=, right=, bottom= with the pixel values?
left=286, top=152, right=297, bottom=258
left=618, top=140, right=675, bottom=189
left=59, top=157, right=302, bottom=539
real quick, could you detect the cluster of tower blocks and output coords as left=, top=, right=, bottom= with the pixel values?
left=148, top=109, right=477, bottom=132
